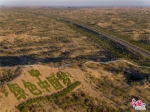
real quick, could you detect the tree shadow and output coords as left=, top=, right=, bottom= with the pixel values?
left=123, top=72, right=149, bottom=86
left=0, top=52, right=114, bottom=66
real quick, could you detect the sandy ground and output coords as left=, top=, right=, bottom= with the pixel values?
left=0, top=65, right=104, bottom=112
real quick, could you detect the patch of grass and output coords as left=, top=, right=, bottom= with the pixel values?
left=0, top=85, right=8, bottom=97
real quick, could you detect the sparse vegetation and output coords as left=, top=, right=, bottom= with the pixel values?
left=0, top=69, right=15, bottom=84
left=65, top=21, right=150, bottom=66
left=0, top=8, right=103, bottom=66
left=48, top=7, right=150, bottom=53
left=0, top=7, right=150, bottom=112
left=0, top=85, right=8, bottom=97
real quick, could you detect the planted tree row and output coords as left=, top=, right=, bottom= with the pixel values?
left=65, top=22, right=150, bottom=66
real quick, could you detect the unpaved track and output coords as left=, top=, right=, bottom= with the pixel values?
left=60, top=18, right=150, bottom=59
left=85, top=60, right=150, bottom=69
left=25, top=59, right=150, bottom=69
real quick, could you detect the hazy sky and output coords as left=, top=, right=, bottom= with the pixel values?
left=1, top=0, right=150, bottom=6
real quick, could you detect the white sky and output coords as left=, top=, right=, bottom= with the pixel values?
left=1, top=0, right=150, bottom=6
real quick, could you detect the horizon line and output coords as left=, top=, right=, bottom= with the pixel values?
left=1, top=5, right=150, bottom=7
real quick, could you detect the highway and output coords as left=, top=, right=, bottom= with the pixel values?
left=60, top=18, right=150, bottom=59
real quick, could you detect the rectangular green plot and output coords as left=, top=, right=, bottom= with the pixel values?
left=57, top=72, right=71, bottom=86
left=46, top=74, right=63, bottom=90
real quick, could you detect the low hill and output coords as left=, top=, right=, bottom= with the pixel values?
left=0, top=60, right=150, bottom=112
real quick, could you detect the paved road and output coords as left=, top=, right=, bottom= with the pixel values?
left=18, top=12, right=150, bottom=59
left=60, top=18, right=150, bottom=59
